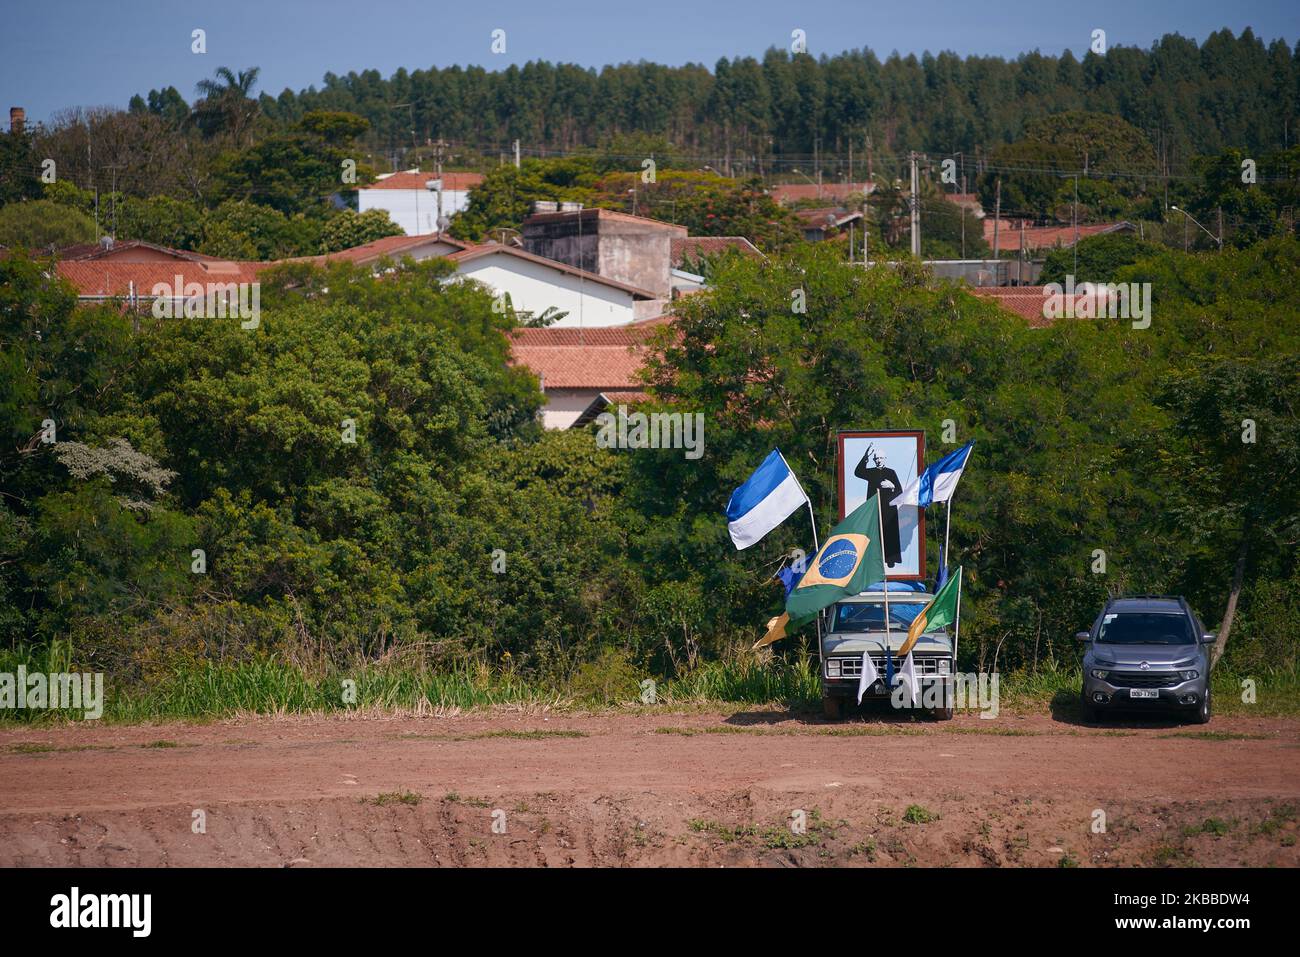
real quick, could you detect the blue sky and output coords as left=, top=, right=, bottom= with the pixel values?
left=3, top=0, right=1297, bottom=123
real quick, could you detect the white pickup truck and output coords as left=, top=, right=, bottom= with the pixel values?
left=819, top=585, right=955, bottom=720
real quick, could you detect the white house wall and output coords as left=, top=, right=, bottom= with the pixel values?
left=454, top=255, right=637, bottom=327
left=358, top=188, right=472, bottom=236
left=538, top=389, right=602, bottom=429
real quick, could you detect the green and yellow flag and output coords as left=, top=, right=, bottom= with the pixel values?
left=754, top=493, right=885, bottom=649
left=898, top=566, right=962, bottom=657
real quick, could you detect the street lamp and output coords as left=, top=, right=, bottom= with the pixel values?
left=425, top=177, right=447, bottom=234
left=1170, top=205, right=1223, bottom=250
left=791, top=168, right=823, bottom=201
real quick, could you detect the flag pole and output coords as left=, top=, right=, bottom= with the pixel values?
left=878, top=491, right=891, bottom=662
left=953, top=567, right=963, bottom=668
left=783, top=451, right=823, bottom=664
left=781, top=451, right=820, bottom=552
left=943, top=495, right=952, bottom=578
left=812, top=506, right=823, bottom=666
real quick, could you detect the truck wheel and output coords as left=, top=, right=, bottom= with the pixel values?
left=822, top=696, right=844, bottom=720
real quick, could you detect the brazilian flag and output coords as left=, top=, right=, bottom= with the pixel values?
left=754, top=493, right=885, bottom=648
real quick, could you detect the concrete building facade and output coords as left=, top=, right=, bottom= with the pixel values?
left=521, top=208, right=686, bottom=301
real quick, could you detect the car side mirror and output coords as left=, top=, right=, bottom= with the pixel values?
left=1075, top=631, right=1091, bottom=642
left=1202, top=632, right=1217, bottom=644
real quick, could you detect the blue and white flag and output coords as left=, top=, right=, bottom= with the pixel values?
left=726, top=450, right=810, bottom=550
left=890, top=441, right=974, bottom=508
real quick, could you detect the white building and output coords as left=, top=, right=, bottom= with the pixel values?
left=448, top=244, right=657, bottom=328
left=357, top=170, right=484, bottom=236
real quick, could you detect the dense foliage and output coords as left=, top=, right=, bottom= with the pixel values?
left=451, top=160, right=802, bottom=250
left=239, top=29, right=1298, bottom=175
left=2, top=239, right=1296, bottom=691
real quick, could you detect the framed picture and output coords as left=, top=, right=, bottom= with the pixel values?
left=836, top=430, right=926, bottom=580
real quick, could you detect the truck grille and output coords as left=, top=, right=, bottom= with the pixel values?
left=1107, top=671, right=1181, bottom=688
left=838, top=656, right=941, bottom=677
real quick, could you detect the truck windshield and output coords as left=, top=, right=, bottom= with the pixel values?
left=833, top=602, right=927, bottom=632
left=1096, top=613, right=1194, bottom=645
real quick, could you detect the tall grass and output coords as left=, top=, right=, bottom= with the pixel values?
left=664, top=650, right=821, bottom=707
left=2, top=641, right=1297, bottom=723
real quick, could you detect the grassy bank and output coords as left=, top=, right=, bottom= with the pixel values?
left=1, top=644, right=1296, bottom=724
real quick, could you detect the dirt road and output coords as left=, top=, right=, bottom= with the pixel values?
left=2, top=709, right=1298, bottom=867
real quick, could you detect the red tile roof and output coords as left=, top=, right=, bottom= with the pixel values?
left=55, top=240, right=221, bottom=263
left=794, top=207, right=862, bottom=227
left=509, top=315, right=672, bottom=348
left=982, top=220, right=1134, bottom=252
left=510, top=344, right=648, bottom=390
left=363, top=171, right=484, bottom=191
left=507, top=316, right=674, bottom=389
left=56, top=259, right=270, bottom=299
left=601, top=390, right=650, bottom=404
left=670, top=236, right=763, bottom=268
left=971, top=285, right=1120, bottom=328
left=769, top=181, right=873, bottom=205
left=295, top=232, right=468, bottom=266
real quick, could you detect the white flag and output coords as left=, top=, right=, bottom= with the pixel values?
left=856, top=650, right=880, bottom=704
left=896, top=651, right=920, bottom=707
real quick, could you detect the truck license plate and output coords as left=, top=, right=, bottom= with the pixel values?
left=1129, top=689, right=1159, bottom=699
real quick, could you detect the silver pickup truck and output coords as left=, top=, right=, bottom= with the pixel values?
left=819, top=588, right=955, bottom=720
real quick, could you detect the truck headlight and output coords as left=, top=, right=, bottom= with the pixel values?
left=1090, top=669, right=1109, bottom=680
left=1180, top=670, right=1199, bottom=681
left=938, top=660, right=950, bottom=674
left=826, top=660, right=841, bottom=677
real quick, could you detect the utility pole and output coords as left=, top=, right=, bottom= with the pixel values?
left=1218, top=206, right=1224, bottom=250
left=432, top=139, right=448, bottom=233
left=1072, top=175, right=1079, bottom=275
left=104, top=164, right=125, bottom=238
left=513, top=139, right=520, bottom=168
left=992, top=177, right=1001, bottom=260
left=909, top=151, right=921, bottom=258
left=1019, top=221, right=1026, bottom=285
left=814, top=137, right=821, bottom=199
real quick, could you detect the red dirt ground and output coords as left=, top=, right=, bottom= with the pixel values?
left=2, top=709, right=1298, bottom=867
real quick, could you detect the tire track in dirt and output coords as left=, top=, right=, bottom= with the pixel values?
left=2, top=711, right=1298, bottom=866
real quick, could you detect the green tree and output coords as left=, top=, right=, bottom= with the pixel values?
left=0, top=123, right=41, bottom=206
left=1040, top=232, right=1159, bottom=285
left=977, top=140, right=1077, bottom=223
left=318, top=209, right=402, bottom=253
left=192, top=66, right=262, bottom=143
left=0, top=200, right=97, bottom=249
